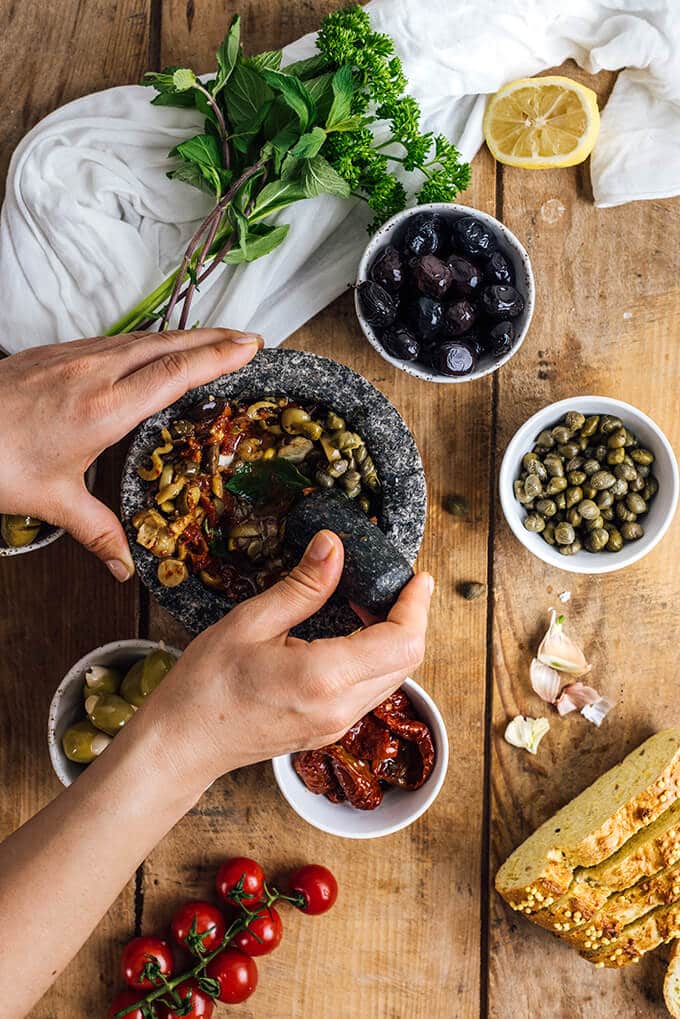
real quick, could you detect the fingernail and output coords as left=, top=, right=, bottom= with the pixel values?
left=106, top=559, right=132, bottom=582
left=232, top=333, right=264, bottom=349
left=306, top=530, right=336, bottom=562
left=426, top=574, right=435, bottom=594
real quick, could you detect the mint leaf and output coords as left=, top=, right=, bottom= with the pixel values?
left=230, top=101, right=273, bottom=153
left=291, top=126, right=327, bottom=158
left=223, top=223, right=290, bottom=264
left=261, top=70, right=316, bottom=133
left=173, top=68, right=197, bottom=92
left=171, top=134, right=228, bottom=196
left=225, top=63, right=274, bottom=130
left=252, top=179, right=308, bottom=219
left=167, top=163, right=215, bottom=194
left=246, top=50, right=282, bottom=73
left=215, top=16, right=240, bottom=93
left=304, top=72, right=335, bottom=121
left=151, top=91, right=196, bottom=109
left=282, top=53, right=329, bottom=79
left=326, top=115, right=364, bottom=133
left=270, top=125, right=301, bottom=172
left=301, top=154, right=351, bottom=199
left=143, top=67, right=183, bottom=93
left=225, top=458, right=310, bottom=501
left=326, top=65, right=354, bottom=130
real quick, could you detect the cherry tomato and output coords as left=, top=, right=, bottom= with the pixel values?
left=170, top=900, right=226, bottom=953
left=108, top=989, right=146, bottom=1019
left=205, top=948, right=258, bottom=1004
left=215, top=856, right=264, bottom=907
left=120, top=936, right=173, bottom=990
left=232, top=904, right=283, bottom=957
left=288, top=864, right=338, bottom=915
left=156, top=980, right=215, bottom=1019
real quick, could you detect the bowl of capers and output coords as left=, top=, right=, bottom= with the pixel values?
left=499, top=397, right=679, bottom=574
left=48, top=639, right=182, bottom=787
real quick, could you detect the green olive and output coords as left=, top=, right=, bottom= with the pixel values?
left=83, top=665, right=121, bottom=697
left=62, top=720, right=112, bottom=764
left=1, top=514, right=42, bottom=548
left=121, top=649, right=176, bottom=707
left=85, top=693, right=135, bottom=735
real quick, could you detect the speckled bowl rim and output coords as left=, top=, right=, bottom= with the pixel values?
left=121, top=349, right=427, bottom=638
left=355, top=202, right=535, bottom=384
left=0, top=462, right=98, bottom=557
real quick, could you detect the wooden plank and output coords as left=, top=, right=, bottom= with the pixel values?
left=144, top=3, right=496, bottom=1016
left=488, top=64, right=680, bottom=1018
left=0, top=2, right=151, bottom=1015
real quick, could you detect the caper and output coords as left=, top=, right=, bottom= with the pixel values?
left=629, top=474, right=645, bottom=492
left=1, top=514, right=42, bottom=548
left=567, top=508, right=582, bottom=527
left=582, top=484, right=597, bottom=500
left=591, top=470, right=616, bottom=491
left=630, top=448, right=654, bottom=465
left=568, top=470, right=587, bottom=486
left=564, top=411, right=585, bottom=431
left=555, top=493, right=567, bottom=511
left=600, top=415, right=623, bottom=435
left=566, top=455, right=585, bottom=470
left=327, top=459, right=349, bottom=479
left=299, top=420, right=323, bottom=441
left=592, top=445, right=608, bottom=462
left=326, top=411, right=345, bottom=431
left=83, top=665, right=121, bottom=697
left=626, top=493, right=647, bottom=515
left=460, top=581, right=486, bottom=601
left=636, top=463, right=651, bottom=479
left=85, top=693, right=135, bottom=735
left=551, top=425, right=572, bottom=444
left=542, top=522, right=556, bottom=545
left=525, top=459, right=548, bottom=482
left=606, top=448, right=625, bottom=465
left=583, top=459, right=600, bottom=477
left=554, top=522, right=575, bottom=546
left=546, top=476, right=568, bottom=495
left=616, top=502, right=637, bottom=523
left=523, top=514, right=545, bottom=533
left=558, top=442, right=581, bottom=459
left=596, top=490, right=614, bottom=509
left=444, top=494, right=468, bottom=517
left=621, top=522, right=644, bottom=541
left=643, top=476, right=659, bottom=498
left=614, top=462, right=637, bottom=481
left=581, top=415, right=600, bottom=437
left=514, top=479, right=531, bottom=505
left=600, top=507, right=614, bottom=522
left=606, top=528, right=624, bottom=552
left=607, top=428, right=627, bottom=449
left=534, top=430, right=555, bottom=448
left=524, top=475, right=543, bottom=500
left=611, top=478, right=628, bottom=498
left=543, top=454, right=565, bottom=478
left=565, top=486, right=583, bottom=509
left=315, top=469, right=335, bottom=489
left=585, top=528, right=609, bottom=553
left=62, top=720, right=112, bottom=764
left=623, top=428, right=637, bottom=447
left=585, top=514, right=604, bottom=532
left=577, top=499, right=599, bottom=521
left=177, top=459, right=200, bottom=478
left=341, top=469, right=362, bottom=498
left=358, top=495, right=371, bottom=514
left=559, top=539, right=582, bottom=556
left=536, top=499, right=557, bottom=518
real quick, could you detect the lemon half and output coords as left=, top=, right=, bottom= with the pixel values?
left=484, top=75, right=600, bottom=170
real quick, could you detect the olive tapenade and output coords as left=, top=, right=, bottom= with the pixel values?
left=294, top=689, right=435, bottom=811
left=133, top=395, right=381, bottom=601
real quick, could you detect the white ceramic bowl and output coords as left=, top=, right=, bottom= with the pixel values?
left=271, top=678, right=449, bottom=840
left=499, top=396, right=679, bottom=574
left=48, top=639, right=182, bottom=787
left=0, top=463, right=97, bottom=558
left=355, top=202, right=535, bottom=383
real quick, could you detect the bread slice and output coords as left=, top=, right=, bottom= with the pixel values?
left=664, top=940, right=680, bottom=1018
left=495, top=730, right=680, bottom=912
left=580, top=900, right=680, bottom=967
left=559, top=860, right=680, bottom=949
left=528, top=798, right=680, bottom=935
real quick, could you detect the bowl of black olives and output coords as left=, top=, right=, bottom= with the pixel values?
left=355, top=204, right=534, bottom=383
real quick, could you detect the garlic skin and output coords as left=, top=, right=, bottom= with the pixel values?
left=582, top=697, right=615, bottom=727
left=530, top=658, right=561, bottom=703
left=504, top=715, right=550, bottom=755
left=537, top=610, right=592, bottom=677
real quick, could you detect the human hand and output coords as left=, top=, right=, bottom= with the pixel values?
left=146, top=530, right=433, bottom=790
left=0, top=328, right=261, bottom=579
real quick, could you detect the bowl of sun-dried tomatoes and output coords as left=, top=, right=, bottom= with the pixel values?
left=271, top=678, right=449, bottom=839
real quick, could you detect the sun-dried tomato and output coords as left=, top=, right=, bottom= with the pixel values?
left=325, top=746, right=384, bottom=811
left=339, top=714, right=399, bottom=766
left=293, top=750, right=345, bottom=803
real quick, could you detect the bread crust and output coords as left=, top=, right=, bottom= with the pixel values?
left=580, top=901, right=680, bottom=968
left=664, top=940, right=680, bottom=1018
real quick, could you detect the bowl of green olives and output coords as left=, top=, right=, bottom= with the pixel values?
left=355, top=203, right=534, bottom=383
left=499, top=397, right=679, bottom=574
left=48, top=639, right=181, bottom=787
left=0, top=464, right=97, bottom=557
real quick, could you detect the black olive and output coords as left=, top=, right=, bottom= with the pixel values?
left=484, top=251, right=515, bottom=286
left=188, top=395, right=227, bottom=422
left=357, top=280, right=398, bottom=327
left=452, top=216, right=496, bottom=259
left=407, top=296, right=444, bottom=340
left=485, top=320, right=516, bottom=357
left=381, top=325, right=420, bottom=361
left=480, top=284, right=524, bottom=319
left=403, top=214, right=444, bottom=257
left=412, top=255, right=453, bottom=298
left=446, top=254, right=481, bottom=297
left=442, top=299, right=477, bottom=336
left=430, top=339, right=478, bottom=377
left=370, top=245, right=404, bottom=292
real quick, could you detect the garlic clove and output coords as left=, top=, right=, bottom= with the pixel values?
left=530, top=658, right=561, bottom=703
left=582, top=697, right=616, bottom=727
left=537, top=609, right=592, bottom=677
left=558, top=682, right=601, bottom=710
left=504, top=715, right=550, bottom=755
left=556, top=691, right=579, bottom=716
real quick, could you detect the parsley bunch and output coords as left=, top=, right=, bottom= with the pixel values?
left=107, top=5, right=471, bottom=336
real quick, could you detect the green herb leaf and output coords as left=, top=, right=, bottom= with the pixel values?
left=143, top=67, right=184, bottom=94
left=326, top=114, right=365, bottom=132
left=215, top=15, right=241, bottom=94
left=151, top=90, right=197, bottom=109
left=301, top=154, right=351, bottom=199
left=225, top=458, right=311, bottom=501
left=304, top=72, right=335, bottom=121
left=171, top=134, right=228, bottom=196
left=282, top=53, right=329, bottom=80
left=167, top=162, right=214, bottom=194
left=291, top=126, right=327, bottom=158
left=223, top=223, right=290, bottom=264
left=326, top=65, right=354, bottom=130
left=246, top=50, right=282, bottom=73
left=173, top=67, right=198, bottom=92
left=261, top=69, right=316, bottom=133
left=270, top=125, right=301, bottom=172
left=252, top=178, right=308, bottom=220
left=225, top=62, right=274, bottom=130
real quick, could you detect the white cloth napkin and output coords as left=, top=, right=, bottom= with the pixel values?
left=2, top=0, right=679, bottom=354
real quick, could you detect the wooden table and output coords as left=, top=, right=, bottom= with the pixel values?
left=2, top=2, right=679, bottom=1017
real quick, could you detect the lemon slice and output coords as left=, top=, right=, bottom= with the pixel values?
left=484, top=76, right=600, bottom=169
